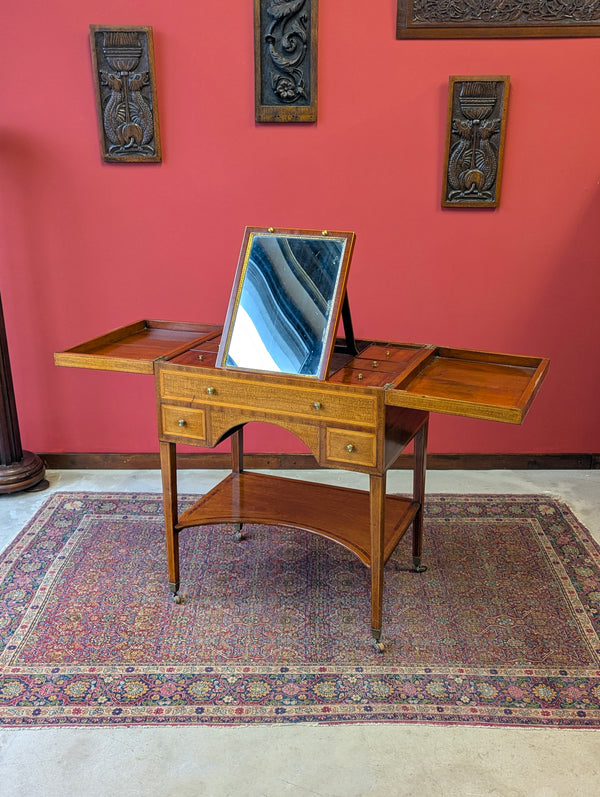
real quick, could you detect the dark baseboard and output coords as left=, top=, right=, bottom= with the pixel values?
left=40, top=452, right=600, bottom=470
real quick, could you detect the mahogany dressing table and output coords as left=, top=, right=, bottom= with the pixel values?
left=55, top=229, right=548, bottom=650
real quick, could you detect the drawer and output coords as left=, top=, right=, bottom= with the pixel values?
left=325, top=428, right=377, bottom=468
left=159, top=370, right=377, bottom=426
left=357, top=343, right=425, bottom=366
left=161, top=405, right=206, bottom=441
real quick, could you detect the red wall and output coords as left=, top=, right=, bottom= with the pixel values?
left=2, top=2, right=600, bottom=456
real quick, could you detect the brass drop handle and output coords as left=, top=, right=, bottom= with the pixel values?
left=346, top=443, right=355, bottom=453
left=177, top=419, right=186, bottom=427
left=313, top=401, right=322, bottom=410
left=206, top=386, right=216, bottom=395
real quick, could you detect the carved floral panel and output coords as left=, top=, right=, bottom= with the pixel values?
left=90, top=26, right=161, bottom=162
left=254, top=0, right=318, bottom=122
left=442, top=77, right=510, bottom=209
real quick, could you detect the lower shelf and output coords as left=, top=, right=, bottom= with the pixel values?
left=176, top=471, right=420, bottom=567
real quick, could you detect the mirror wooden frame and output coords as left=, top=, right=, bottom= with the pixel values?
left=217, top=227, right=355, bottom=380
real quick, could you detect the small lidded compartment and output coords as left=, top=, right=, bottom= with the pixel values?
left=169, top=334, right=223, bottom=369
left=328, top=342, right=431, bottom=387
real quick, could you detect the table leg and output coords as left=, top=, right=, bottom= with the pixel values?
left=231, top=425, right=244, bottom=474
left=231, top=426, right=244, bottom=540
left=369, top=472, right=386, bottom=652
left=412, top=417, right=429, bottom=573
left=159, top=440, right=181, bottom=601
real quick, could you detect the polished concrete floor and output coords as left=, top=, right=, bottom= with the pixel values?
left=0, top=468, right=599, bottom=797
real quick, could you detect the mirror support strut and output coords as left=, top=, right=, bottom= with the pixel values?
left=337, top=293, right=358, bottom=356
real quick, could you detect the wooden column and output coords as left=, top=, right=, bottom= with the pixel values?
left=0, top=294, right=47, bottom=493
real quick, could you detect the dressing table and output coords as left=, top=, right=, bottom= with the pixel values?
left=55, top=228, right=548, bottom=650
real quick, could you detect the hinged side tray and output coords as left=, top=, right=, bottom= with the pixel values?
left=384, top=347, right=549, bottom=424
left=54, top=320, right=221, bottom=374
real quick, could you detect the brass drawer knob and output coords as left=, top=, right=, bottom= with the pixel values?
left=177, top=419, right=187, bottom=427
left=346, top=443, right=355, bottom=453
left=313, top=401, right=322, bottom=410
left=206, top=386, right=216, bottom=395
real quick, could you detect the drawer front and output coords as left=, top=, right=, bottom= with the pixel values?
left=161, top=405, right=206, bottom=441
left=159, top=371, right=377, bottom=426
left=325, top=428, right=377, bottom=468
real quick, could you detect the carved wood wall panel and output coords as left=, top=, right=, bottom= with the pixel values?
left=397, top=1, right=600, bottom=38
left=254, top=0, right=318, bottom=123
left=442, top=76, right=510, bottom=209
left=90, top=26, right=162, bottom=162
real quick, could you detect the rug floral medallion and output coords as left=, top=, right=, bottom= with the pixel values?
left=0, top=492, right=599, bottom=728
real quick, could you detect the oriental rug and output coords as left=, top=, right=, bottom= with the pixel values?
left=1, top=492, right=599, bottom=728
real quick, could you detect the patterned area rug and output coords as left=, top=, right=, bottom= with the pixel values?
left=1, top=492, right=599, bottom=728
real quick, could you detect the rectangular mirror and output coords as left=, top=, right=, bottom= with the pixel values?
left=217, top=227, right=355, bottom=379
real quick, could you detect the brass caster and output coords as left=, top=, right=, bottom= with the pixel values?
left=173, top=594, right=182, bottom=605
left=412, top=556, right=427, bottom=573
left=371, top=630, right=385, bottom=653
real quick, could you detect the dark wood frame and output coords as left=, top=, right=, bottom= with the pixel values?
left=217, top=227, right=355, bottom=380
left=89, top=25, right=162, bottom=162
left=0, top=295, right=46, bottom=493
left=397, top=1, right=600, bottom=39
left=254, top=0, right=318, bottom=122
left=442, top=76, right=510, bottom=209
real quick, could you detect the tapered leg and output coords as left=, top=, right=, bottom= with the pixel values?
left=412, top=416, right=429, bottom=573
left=160, top=441, right=181, bottom=599
left=231, top=426, right=244, bottom=539
left=369, top=473, right=386, bottom=651
left=231, top=425, right=244, bottom=474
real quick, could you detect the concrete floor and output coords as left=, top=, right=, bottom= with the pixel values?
left=0, top=468, right=599, bottom=797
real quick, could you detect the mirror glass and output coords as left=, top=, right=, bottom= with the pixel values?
left=218, top=228, right=354, bottom=379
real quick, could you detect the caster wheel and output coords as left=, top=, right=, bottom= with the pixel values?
left=173, top=594, right=182, bottom=605
left=233, top=523, right=244, bottom=541
left=372, top=639, right=385, bottom=653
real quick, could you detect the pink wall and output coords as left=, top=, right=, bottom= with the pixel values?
left=2, top=2, right=599, bottom=456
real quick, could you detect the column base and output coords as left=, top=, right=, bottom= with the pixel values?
left=0, top=451, right=48, bottom=495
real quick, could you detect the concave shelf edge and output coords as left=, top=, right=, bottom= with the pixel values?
left=175, top=472, right=420, bottom=567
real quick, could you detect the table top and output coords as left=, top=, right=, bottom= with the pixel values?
left=55, top=319, right=549, bottom=425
